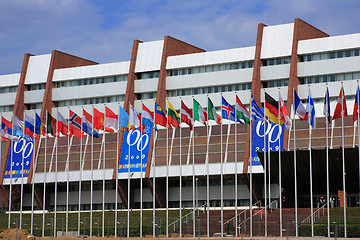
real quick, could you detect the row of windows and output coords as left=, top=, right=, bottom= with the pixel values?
left=168, top=61, right=254, bottom=77
left=0, top=105, right=14, bottom=112
left=55, top=95, right=125, bottom=107
left=300, top=48, right=360, bottom=62
left=53, top=75, right=128, bottom=88
left=262, top=57, right=291, bottom=66
left=263, top=79, right=289, bottom=88
left=167, top=83, right=252, bottom=97
left=136, top=71, right=160, bottom=79
left=27, top=83, right=46, bottom=91
left=0, top=86, right=18, bottom=94
left=302, top=72, right=360, bottom=85
left=138, top=92, right=157, bottom=100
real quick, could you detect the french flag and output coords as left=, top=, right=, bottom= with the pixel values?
left=82, top=109, right=99, bottom=138
left=293, top=89, right=308, bottom=120
left=353, top=87, right=360, bottom=122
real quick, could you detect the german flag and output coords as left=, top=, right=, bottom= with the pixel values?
left=265, top=92, right=283, bottom=125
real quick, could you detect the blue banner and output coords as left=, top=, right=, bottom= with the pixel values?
left=251, top=116, right=285, bottom=166
left=5, top=137, right=34, bottom=178
left=119, top=126, right=152, bottom=173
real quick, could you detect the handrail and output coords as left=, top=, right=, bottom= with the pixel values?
left=168, top=202, right=207, bottom=229
left=224, top=200, right=264, bottom=226
left=301, top=202, right=328, bottom=224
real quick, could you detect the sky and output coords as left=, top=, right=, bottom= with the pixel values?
left=0, top=0, right=359, bottom=75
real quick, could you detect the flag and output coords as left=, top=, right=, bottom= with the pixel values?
left=142, top=104, right=155, bottom=129
left=119, top=105, right=129, bottom=128
left=181, top=101, right=193, bottom=130
left=1, top=116, right=18, bottom=141
left=306, top=89, right=316, bottom=128
left=168, top=101, right=180, bottom=128
left=129, top=104, right=141, bottom=130
left=155, top=102, right=167, bottom=128
left=221, top=97, right=235, bottom=121
left=265, top=92, right=282, bottom=124
left=57, top=111, right=69, bottom=136
left=293, top=89, right=308, bottom=120
left=35, top=113, right=43, bottom=138
left=279, top=93, right=292, bottom=130
left=24, top=114, right=35, bottom=138
left=208, top=97, right=221, bottom=124
left=13, top=115, right=24, bottom=137
left=193, top=99, right=207, bottom=125
left=105, top=107, right=118, bottom=133
left=236, top=95, right=250, bottom=124
left=69, top=110, right=83, bottom=138
left=93, top=108, right=105, bottom=130
left=82, top=109, right=99, bottom=138
left=323, top=87, right=331, bottom=125
left=353, top=87, right=360, bottom=122
left=251, top=95, right=264, bottom=121
left=332, top=87, right=348, bottom=120
left=47, top=112, right=57, bottom=137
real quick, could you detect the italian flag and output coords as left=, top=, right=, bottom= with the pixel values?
left=193, top=99, right=207, bottom=126
left=168, top=101, right=180, bottom=128
left=208, top=97, right=221, bottom=124
left=236, top=95, right=250, bottom=124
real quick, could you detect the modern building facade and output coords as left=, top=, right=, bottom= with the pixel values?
left=0, top=18, right=360, bottom=236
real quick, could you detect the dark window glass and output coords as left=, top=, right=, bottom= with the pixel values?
left=262, top=60, right=267, bottom=66
left=345, top=50, right=351, bottom=57
left=268, top=81, right=274, bottom=88
left=193, top=88, right=198, bottom=95
left=268, top=59, right=274, bottom=66
left=329, top=52, right=335, bottom=59
left=227, top=85, right=232, bottom=91
left=306, top=55, right=312, bottom=62
left=314, top=77, right=320, bottom=83
left=149, top=72, right=154, bottom=78
left=242, top=84, right=246, bottom=90
left=322, top=76, right=328, bottom=82
left=83, top=79, right=87, bottom=85
left=95, top=98, right=99, bottom=104
left=355, top=49, right=360, bottom=56
left=234, top=84, right=240, bottom=91
left=207, top=87, right=212, bottom=93
left=187, top=68, right=192, bottom=74
left=221, top=86, right=225, bottom=92
left=107, top=97, right=111, bottom=103
left=181, top=69, right=186, bottom=75
left=89, top=99, right=93, bottom=104
left=329, top=75, right=336, bottom=82
left=61, top=82, right=65, bottom=87
left=214, top=87, right=219, bottom=93
left=181, top=90, right=185, bottom=96
left=173, top=70, right=178, bottom=76
left=276, top=58, right=282, bottom=65
left=337, top=51, right=343, bottom=58
left=113, top=77, right=116, bottom=82
left=89, top=79, right=93, bottom=85
left=307, top=78, right=312, bottom=84
left=155, top=72, right=160, bottom=78
left=101, top=78, right=105, bottom=83
left=248, top=61, right=253, bottom=68
left=241, top=62, right=246, bottom=68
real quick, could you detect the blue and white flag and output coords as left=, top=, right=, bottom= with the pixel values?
left=323, top=87, right=331, bottom=125
left=13, top=115, right=24, bottom=137
left=307, top=89, right=316, bottom=128
left=251, top=95, right=264, bottom=121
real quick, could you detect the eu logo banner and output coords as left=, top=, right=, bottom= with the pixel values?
left=5, top=137, right=34, bottom=178
left=119, top=126, right=152, bottom=173
left=251, top=117, right=284, bottom=166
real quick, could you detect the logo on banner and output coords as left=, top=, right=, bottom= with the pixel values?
left=5, top=137, right=34, bottom=178
left=251, top=117, right=284, bottom=166
left=119, top=126, right=152, bottom=173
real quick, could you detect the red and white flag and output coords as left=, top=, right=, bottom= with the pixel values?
left=181, top=101, right=193, bottom=130
left=332, top=87, right=348, bottom=120
left=105, top=107, right=118, bottom=133
left=279, top=93, right=291, bottom=130
left=57, top=111, right=69, bottom=136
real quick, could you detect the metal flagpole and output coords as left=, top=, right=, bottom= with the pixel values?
left=42, top=113, right=48, bottom=237
left=308, top=86, right=314, bottom=237
left=90, top=105, right=94, bottom=237
left=358, top=81, right=360, bottom=238
left=220, top=94, right=224, bottom=236
left=166, top=98, right=169, bottom=238
left=263, top=90, right=267, bottom=237
left=278, top=89, right=282, bottom=237
left=293, top=89, right=298, bottom=237
left=115, top=103, right=119, bottom=238
left=30, top=110, right=37, bottom=234
left=8, top=113, right=14, bottom=229
left=66, top=108, right=70, bottom=234
left=249, top=95, right=253, bottom=237
left=20, top=111, right=25, bottom=229
left=78, top=107, right=83, bottom=235
left=140, top=101, right=143, bottom=238
left=102, top=105, right=106, bottom=238
left=179, top=98, right=183, bottom=238
left=326, top=84, right=330, bottom=238
left=54, top=109, right=58, bottom=236
left=127, top=107, right=130, bottom=238
left=341, top=82, right=347, bottom=238
left=206, top=120, right=210, bottom=237
left=192, top=96, right=196, bottom=238
left=153, top=100, right=157, bottom=238
left=234, top=93, right=238, bottom=238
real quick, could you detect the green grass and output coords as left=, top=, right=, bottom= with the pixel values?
left=318, top=207, right=360, bottom=224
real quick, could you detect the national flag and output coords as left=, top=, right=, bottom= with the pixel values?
left=24, top=114, right=35, bottom=138
left=82, top=109, right=99, bottom=138
left=208, top=97, right=221, bottom=124
left=129, top=104, right=141, bottom=130
left=1, top=117, right=18, bottom=141
left=47, top=112, right=57, bottom=137
left=251, top=95, right=264, bottom=121
left=57, top=111, right=69, bottom=136
left=193, top=99, right=207, bottom=126
left=181, top=101, right=193, bottom=130
left=142, top=104, right=155, bottom=129
left=105, top=107, right=118, bottom=133
left=279, top=93, right=292, bottom=130
left=265, top=92, right=282, bottom=125
left=69, top=110, right=83, bottom=138
left=35, top=113, right=43, bottom=138
left=332, top=87, right=348, bottom=120
left=306, top=89, right=316, bottom=128
left=12, top=115, right=24, bottom=137
left=168, top=101, right=180, bottom=128
left=236, top=95, right=250, bottom=124
left=293, top=89, right=308, bottom=120
left=93, top=108, right=105, bottom=130
left=155, top=102, right=167, bottom=128
left=353, top=87, right=360, bottom=122
left=323, top=87, right=331, bottom=125
left=119, top=105, right=129, bottom=128
left=221, top=97, right=235, bottom=121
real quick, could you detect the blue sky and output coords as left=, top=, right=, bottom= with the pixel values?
left=0, top=0, right=359, bottom=75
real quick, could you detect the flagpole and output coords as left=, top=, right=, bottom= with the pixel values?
left=153, top=100, right=156, bottom=238
left=115, top=103, right=119, bottom=238
left=140, top=101, right=143, bottom=238
left=78, top=107, right=83, bottom=236
left=42, top=113, right=47, bottom=237
left=90, top=105, right=94, bottom=237
left=307, top=86, right=314, bottom=237
left=325, top=84, right=330, bottom=238
left=20, top=112, right=25, bottom=229
left=192, top=96, right=196, bottom=238
left=179, top=98, right=183, bottom=238
left=293, top=89, right=298, bottom=237
left=341, top=82, right=347, bottom=238
left=66, top=108, right=70, bottom=235
left=8, top=113, right=14, bottom=229
left=54, top=109, right=58, bottom=237
left=234, top=93, right=238, bottom=238
left=206, top=119, right=209, bottom=238
left=102, top=105, right=106, bottom=238
left=166, top=98, right=169, bottom=238
left=31, top=111, right=36, bottom=234
left=263, top=90, right=267, bottom=237
left=127, top=106, right=131, bottom=238
left=357, top=80, right=360, bottom=237
left=278, top=89, right=282, bottom=237
left=249, top=95, right=253, bottom=238
left=220, top=94, right=224, bottom=236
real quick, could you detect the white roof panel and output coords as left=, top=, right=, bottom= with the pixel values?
left=24, top=54, right=52, bottom=84
left=166, top=46, right=255, bottom=69
left=135, top=40, right=164, bottom=73
left=0, top=73, right=20, bottom=87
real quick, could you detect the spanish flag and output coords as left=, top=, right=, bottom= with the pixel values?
left=265, top=92, right=283, bottom=125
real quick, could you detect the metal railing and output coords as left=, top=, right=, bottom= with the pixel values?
left=168, top=202, right=207, bottom=231
left=224, top=200, right=265, bottom=227
left=301, top=202, right=328, bottom=224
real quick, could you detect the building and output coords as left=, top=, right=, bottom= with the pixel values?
left=0, top=18, right=359, bottom=236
